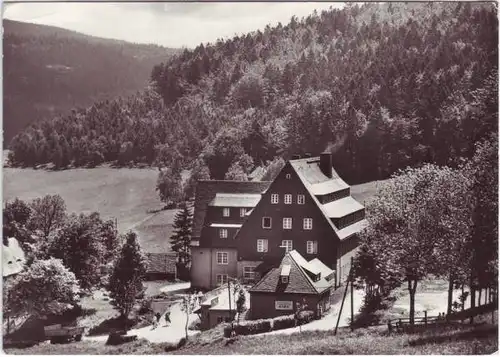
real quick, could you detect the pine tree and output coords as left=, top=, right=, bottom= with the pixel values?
left=170, top=204, right=193, bottom=276
left=108, top=231, right=146, bottom=320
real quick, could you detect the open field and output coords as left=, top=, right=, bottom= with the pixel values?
left=3, top=165, right=383, bottom=253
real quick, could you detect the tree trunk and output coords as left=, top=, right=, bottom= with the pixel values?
left=185, top=313, right=189, bottom=340
left=469, top=284, right=476, bottom=324
left=447, top=274, right=454, bottom=316
left=408, top=279, right=417, bottom=325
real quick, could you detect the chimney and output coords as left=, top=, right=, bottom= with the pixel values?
left=291, top=154, right=301, bottom=160
left=320, top=152, right=332, bottom=178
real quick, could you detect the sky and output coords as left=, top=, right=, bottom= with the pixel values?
left=3, top=2, right=344, bottom=48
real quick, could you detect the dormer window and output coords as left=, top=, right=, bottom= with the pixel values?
left=223, top=208, right=230, bottom=217
left=280, top=264, right=291, bottom=284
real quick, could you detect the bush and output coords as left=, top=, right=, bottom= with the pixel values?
left=273, top=315, right=296, bottom=330
left=296, top=310, right=315, bottom=325
left=138, top=298, right=153, bottom=315
left=223, top=318, right=272, bottom=337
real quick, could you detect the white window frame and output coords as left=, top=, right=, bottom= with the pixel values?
left=284, top=194, right=292, bottom=204
left=303, top=218, right=313, bottom=230
left=307, top=240, right=318, bottom=254
left=271, top=194, right=279, bottom=204
left=257, top=239, right=268, bottom=253
left=281, top=276, right=289, bottom=284
left=283, top=217, right=292, bottom=230
left=282, top=240, right=293, bottom=252
left=223, top=207, right=230, bottom=217
left=243, top=266, right=256, bottom=280
left=219, top=228, right=228, bottom=239
left=240, top=208, right=247, bottom=217
left=286, top=173, right=291, bottom=179
left=262, top=217, right=272, bottom=229
left=216, top=274, right=228, bottom=286
left=216, top=252, right=229, bottom=265
left=297, top=194, right=305, bottom=205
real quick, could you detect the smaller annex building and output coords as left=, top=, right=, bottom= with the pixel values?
left=249, top=250, right=335, bottom=320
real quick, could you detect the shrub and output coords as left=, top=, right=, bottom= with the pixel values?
left=297, top=310, right=315, bottom=325
left=273, top=315, right=296, bottom=330
left=138, top=298, right=153, bottom=315
left=223, top=318, right=272, bottom=337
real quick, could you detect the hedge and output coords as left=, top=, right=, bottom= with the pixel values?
left=223, top=309, right=317, bottom=337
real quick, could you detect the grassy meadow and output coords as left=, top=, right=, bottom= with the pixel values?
left=3, top=164, right=382, bottom=253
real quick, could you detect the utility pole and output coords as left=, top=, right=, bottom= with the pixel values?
left=334, top=267, right=351, bottom=336
left=350, top=257, right=354, bottom=331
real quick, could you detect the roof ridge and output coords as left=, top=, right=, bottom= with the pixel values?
left=287, top=251, right=319, bottom=294
left=198, top=180, right=272, bottom=183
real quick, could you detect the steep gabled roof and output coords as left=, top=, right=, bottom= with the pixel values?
left=289, top=157, right=368, bottom=241
left=192, top=180, right=271, bottom=238
left=145, top=253, right=177, bottom=274
left=250, top=250, right=331, bottom=295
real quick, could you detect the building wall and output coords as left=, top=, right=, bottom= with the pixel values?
left=249, top=291, right=330, bottom=320
left=210, top=248, right=238, bottom=288
left=200, top=206, right=250, bottom=249
left=235, top=162, right=338, bottom=269
left=237, top=260, right=262, bottom=284
left=208, top=310, right=236, bottom=329
left=191, top=247, right=212, bottom=289
left=336, top=234, right=360, bottom=285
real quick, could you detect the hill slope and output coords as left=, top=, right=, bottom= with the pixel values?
left=3, top=19, right=178, bottom=142
left=7, top=3, right=498, bottom=185
left=3, top=165, right=378, bottom=253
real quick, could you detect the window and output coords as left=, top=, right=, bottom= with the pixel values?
left=297, top=194, right=305, bottom=204
left=281, top=240, right=293, bottom=252
left=240, top=208, right=247, bottom=217
left=283, top=217, right=292, bottom=230
left=219, top=228, right=228, bottom=239
left=216, top=252, right=228, bottom=265
left=303, top=218, right=313, bottom=230
left=286, top=174, right=291, bottom=179
left=244, top=266, right=256, bottom=280
left=216, top=274, right=228, bottom=286
left=223, top=208, right=230, bottom=217
left=281, top=276, right=289, bottom=284
left=271, top=194, right=279, bottom=204
left=257, top=239, right=268, bottom=253
left=307, top=240, right=318, bottom=254
left=262, top=217, right=272, bottom=229
left=284, top=194, right=292, bottom=204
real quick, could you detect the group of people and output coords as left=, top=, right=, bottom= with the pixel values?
left=151, top=311, right=171, bottom=330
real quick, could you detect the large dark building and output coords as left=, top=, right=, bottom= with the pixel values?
left=191, top=152, right=367, bottom=290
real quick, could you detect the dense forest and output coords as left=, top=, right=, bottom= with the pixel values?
left=3, top=20, right=177, bottom=142
left=7, top=2, right=498, bottom=184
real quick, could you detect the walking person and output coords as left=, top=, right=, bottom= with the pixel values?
left=164, top=311, right=171, bottom=326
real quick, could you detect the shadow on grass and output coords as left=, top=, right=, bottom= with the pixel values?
left=408, top=325, right=498, bottom=347
left=87, top=316, right=138, bottom=336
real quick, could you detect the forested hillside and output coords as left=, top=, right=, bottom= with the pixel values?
left=8, top=3, right=498, bottom=184
left=3, top=20, right=177, bottom=142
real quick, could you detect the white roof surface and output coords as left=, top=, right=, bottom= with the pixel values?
left=210, top=223, right=242, bottom=228
left=323, top=196, right=364, bottom=218
left=280, top=264, right=291, bottom=277
left=3, top=238, right=25, bottom=277
left=289, top=250, right=321, bottom=276
left=209, top=193, right=261, bottom=207
left=309, top=179, right=349, bottom=195
left=337, top=219, right=369, bottom=240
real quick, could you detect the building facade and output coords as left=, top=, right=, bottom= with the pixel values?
left=190, top=152, right=368, bottom=290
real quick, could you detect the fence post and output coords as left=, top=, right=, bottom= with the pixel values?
left=424, top=311, right=427, bottom=326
